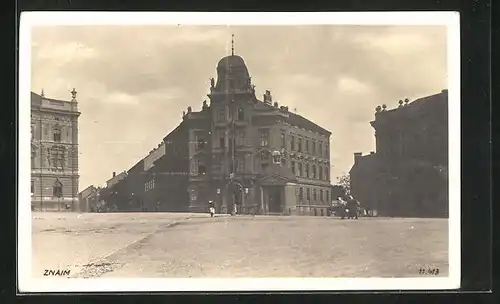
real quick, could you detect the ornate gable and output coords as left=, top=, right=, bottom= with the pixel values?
left=258, top=173, right=292, bottom=186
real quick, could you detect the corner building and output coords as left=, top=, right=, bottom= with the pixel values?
left=184, top=54, right=332, bottom=215
left=108, top=54, right=332, bottom=215
left=349, top=90, right=449, bottom=217
left=30, top=90, right=81, bottom=211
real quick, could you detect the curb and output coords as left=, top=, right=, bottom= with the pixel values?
left=70, top=216, right=193, bottom=278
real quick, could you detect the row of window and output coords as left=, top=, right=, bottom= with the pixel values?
left=30, top=180, right=63, bottom=197
left=283, top=133, right=328, bottom=157
left=216, top=108, right=246, bottom=122
left=31, top=125, right=71, bottom=142
left=296, top=187, right=330, bottom=203
left=291, top=161, right=330, bottom=181
left=209, top=129, right=328, bottom=157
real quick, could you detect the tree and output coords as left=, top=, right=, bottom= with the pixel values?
left=330, top=185, right=346, bottom=200
left=336, top=173, right=351, bottom=195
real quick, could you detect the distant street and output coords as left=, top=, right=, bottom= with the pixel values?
left=32, top=212, right=448, bottom=278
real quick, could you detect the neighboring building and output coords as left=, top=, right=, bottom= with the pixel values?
left=106, top=50, right=332, bottom=215
left=78, top=185, right=101, bottom=212
left=101, top=171, right=128, bottom=211
left=350, top=90, right=449, bottom=217
left=31, top=89, right=81, bottom=211
left=106, top=171, right=127, bottom=188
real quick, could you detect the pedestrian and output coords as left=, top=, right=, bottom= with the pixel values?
left=338, top=197, right=346, bottom=219
left=346, top=195, right=359, bottom=219
left=208, top=200, right=215, bottom=217
left=232, top=203, right=238, bottom=216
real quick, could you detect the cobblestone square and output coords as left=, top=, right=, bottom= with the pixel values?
left=31, top=213, right=448, bottom=278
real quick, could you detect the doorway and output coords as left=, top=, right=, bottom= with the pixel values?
left=267, top=187, right=283, bottom=213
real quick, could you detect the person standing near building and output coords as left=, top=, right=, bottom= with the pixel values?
left=208, top=200, right=215, bottom=217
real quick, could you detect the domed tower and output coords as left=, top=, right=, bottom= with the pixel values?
left=214, top=55, right=251, bottom=92
left=208, top=36, right=255, bottom=102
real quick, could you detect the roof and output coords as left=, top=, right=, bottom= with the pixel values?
left=31, top=91, right=71, bottom=106
left=254, top=100, right=331, bottom=135
left=374, top=90, right=447, bottom=122
left=163, top=120, right=187, bottom=142
left=349, top=153, right=378, bottom=174
left=106, top=171, right=127, bottom=185
left=217, top=55, right=247, bottom=69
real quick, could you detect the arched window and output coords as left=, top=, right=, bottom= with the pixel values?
left=53, top=127, right=61, bottom=142
left=53, top=180, right=63, bottom=198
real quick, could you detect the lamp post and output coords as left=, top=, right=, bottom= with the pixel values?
left=216, top=188, right=221, bottom=213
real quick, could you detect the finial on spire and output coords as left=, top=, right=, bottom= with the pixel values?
left=41, top=88, right=45, bottom=98
left=231, top=33, right=234, bottom=56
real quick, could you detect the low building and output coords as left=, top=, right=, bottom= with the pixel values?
left=350, top=90, right=449, bottom=217
left=78, top=185, right=101, bottom=212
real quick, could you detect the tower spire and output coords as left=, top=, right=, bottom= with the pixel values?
left=231, top=33, right=234, bottom=56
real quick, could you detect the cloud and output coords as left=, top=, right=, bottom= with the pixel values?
left=105, top=92, right=138, bottom=105
left=29, top=24, right=447, bottom=188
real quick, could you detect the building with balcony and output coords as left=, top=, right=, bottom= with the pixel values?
left=105, top=50, right=332, bottom=215
left=30, top=89, right=80, bottom=211
left=349, top=90, right=449, bottom=217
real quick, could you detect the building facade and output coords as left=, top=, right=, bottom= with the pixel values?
left=105, top=52, right=332, bottom=215
left=182, top=54, right=332, bottom=215
left=350, top=90, right=449, bottom=217
left=78, top=185, right=101, bottom=212
left=31, top=90, right=80, bottom=211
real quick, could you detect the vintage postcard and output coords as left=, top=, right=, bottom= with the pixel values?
left=18, top=12, right=461, bottom=292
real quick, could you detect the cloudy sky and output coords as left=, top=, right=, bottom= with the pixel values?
left=30, top=24, right=447, bottom=189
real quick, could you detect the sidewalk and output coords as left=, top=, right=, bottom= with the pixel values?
left=31, top=212, right=204, bottom=277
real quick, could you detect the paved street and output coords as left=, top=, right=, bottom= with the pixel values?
left=31, top=213, right=448, bottom=278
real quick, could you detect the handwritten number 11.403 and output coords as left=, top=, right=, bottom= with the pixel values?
left=418, top=268, right=440, bottom=275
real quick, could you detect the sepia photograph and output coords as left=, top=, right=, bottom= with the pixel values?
left=18, top=12, right=461, bottom=292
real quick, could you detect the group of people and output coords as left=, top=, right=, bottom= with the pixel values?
left=335, top=195, right=362, bottom=219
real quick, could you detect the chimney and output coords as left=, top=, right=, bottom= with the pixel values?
left=112, top=172, right=116, bottom=178
left=354, top=152, right=362, bottom=163
left=263, top=90, right=272, bottom=104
